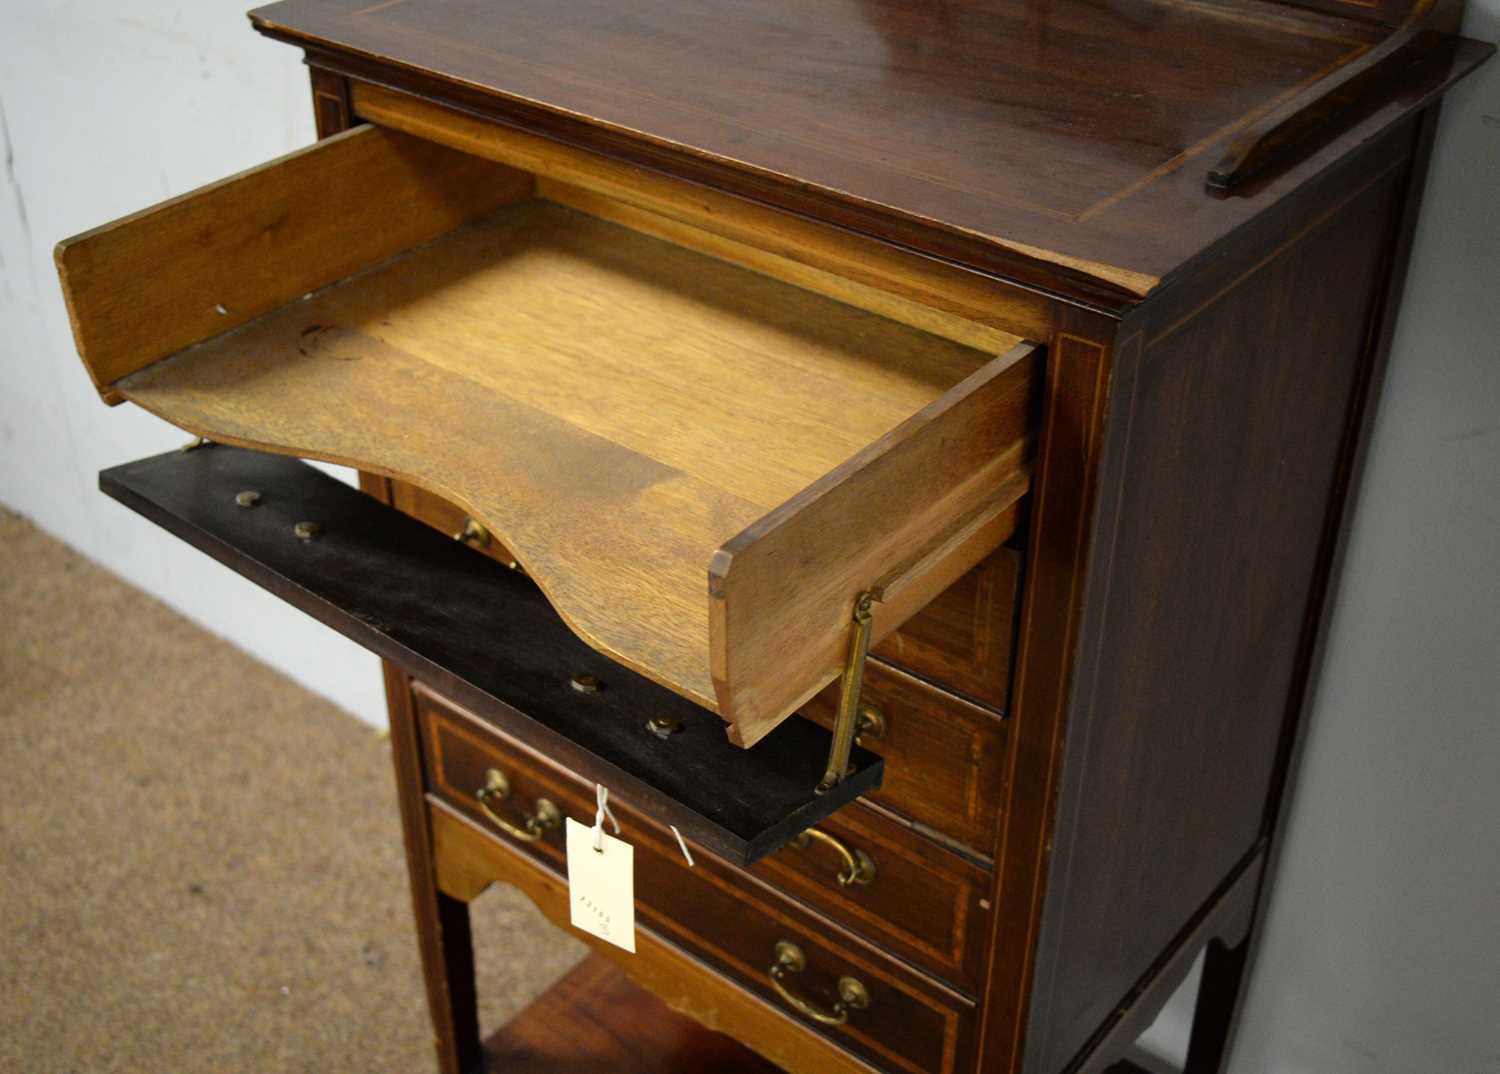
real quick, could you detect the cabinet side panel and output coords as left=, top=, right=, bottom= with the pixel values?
left=1020, top=129, right=1418, bottom=1073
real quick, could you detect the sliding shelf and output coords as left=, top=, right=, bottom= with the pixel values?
left=100, top=445, right=881, bottom=863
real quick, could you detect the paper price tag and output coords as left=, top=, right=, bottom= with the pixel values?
left=565, top=816, right=636, bottom=953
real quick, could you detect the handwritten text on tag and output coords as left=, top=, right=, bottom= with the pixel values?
left=565, top=816, right=636, bottom=953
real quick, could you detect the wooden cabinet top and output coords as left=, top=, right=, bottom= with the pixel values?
left=250, top=0, right=1490, bottom=304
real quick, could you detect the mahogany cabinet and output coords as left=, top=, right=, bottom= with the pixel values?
left=56, top=2, right=1491, bottom=1072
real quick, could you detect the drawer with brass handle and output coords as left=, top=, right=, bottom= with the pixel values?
left=417, top=683, right=978, bottom=1074
left=802, top=661, right=1008, bottom=857
left=768, top=940, right=871, bottom=1026
left=422, top=677, right=991, bottom=991
left=473, top=768, right=560, bottom=843
left=751, top=802, right=991, bottom=993
left=788, top=828, right=877, bottom=888
left=391, top=481, right=530, bottom=574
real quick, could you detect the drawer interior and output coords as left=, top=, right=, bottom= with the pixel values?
left=57, top=120, right=1037, bottom=749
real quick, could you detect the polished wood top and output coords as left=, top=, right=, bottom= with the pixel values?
left=250, top=0, right=1489, bottom=303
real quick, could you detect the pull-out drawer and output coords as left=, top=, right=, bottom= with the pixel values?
left=418, top=689, right=978, bottom=1074
left=56, top=121, right=1038, bottom=752
left=421, top=683, right=991, bottom=993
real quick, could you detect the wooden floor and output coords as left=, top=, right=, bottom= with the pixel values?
left=484, top=954, right=782, bottom=1074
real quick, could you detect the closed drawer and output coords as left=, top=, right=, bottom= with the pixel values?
left=418, top=685, right=977, bottom=1074
left=419, top=678, right=989, bottom=993
left=872, top=543, right=1023, bottom=713
left=802, top=664, right=1007, bottom=856
left=751, top=802, right=991, bottom=994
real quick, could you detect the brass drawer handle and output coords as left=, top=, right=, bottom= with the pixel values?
left=453, top=517, right=491, bottom=548
left=474, top=768, right=561, bottom=843
left=767, top=940, right=870, bottom=1026
left=790, top=827, right=876, bottom=887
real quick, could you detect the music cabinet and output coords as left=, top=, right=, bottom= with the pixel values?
left=55, top=2, right=1491, bottom=1071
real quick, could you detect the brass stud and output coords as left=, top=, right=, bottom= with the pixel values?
left=234, top=490, right=262, bottom=508
left=453, top=517, right=490, bottom=548
left=293, top=521, right=322, bottom=541
left=837, top=976, right=871, bottom=1010
left=570, top=673, right=602, bottom=694
left=646, top=716, right=683, bottom=740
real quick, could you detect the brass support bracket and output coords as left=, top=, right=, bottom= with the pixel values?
left=816, top=590, right=876, bottom=795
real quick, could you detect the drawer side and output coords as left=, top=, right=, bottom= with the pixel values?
left=54, top=125, right=529, bottom=399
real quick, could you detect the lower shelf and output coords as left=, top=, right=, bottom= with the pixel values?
left=99, top=444, right=880, bottom=863
left=488, top=954, right=784, bottom=1074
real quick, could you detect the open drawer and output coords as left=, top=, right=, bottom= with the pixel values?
left=56, top=120, right=1037, bottom=758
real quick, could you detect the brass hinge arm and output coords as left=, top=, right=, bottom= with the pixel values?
left=816, top=590, right=876, bottom=795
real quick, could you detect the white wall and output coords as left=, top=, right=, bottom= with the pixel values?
left=2, top=3, right=1496, bottom=1071
left=0, top=2, right=386, bottom=724
left=1224, top=1, right=1500, bottom=1069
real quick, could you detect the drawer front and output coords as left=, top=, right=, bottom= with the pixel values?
left=802, top=663, right=1007, bottom=855
left=418, top=687, right=976, bottom=1074
left=751, top=803, right=991, bottom=993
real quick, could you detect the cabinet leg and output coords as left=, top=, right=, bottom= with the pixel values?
left=420, top=890, right=483, bottom=1074
left=382, top=658, right=484, bottom=1074
left=1182, top=937, right=1250, bottom=1074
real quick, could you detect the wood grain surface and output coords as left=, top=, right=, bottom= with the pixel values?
left=484, top=954, right=785, bottom=1074
left=248, top=0, right=1478, bottom=302
left=100, top=447, right=882, bottom=862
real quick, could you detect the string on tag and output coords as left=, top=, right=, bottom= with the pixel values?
left=592, top=783, right=620, bottom=853
left=669, top=825, right=696, bottom=867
